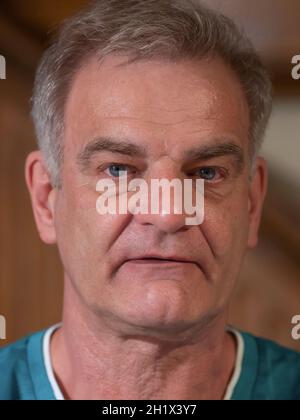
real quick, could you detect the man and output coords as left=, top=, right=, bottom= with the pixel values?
left=1, top=0, right=300, bottom=400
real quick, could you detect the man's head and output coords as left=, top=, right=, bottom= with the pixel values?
left=26, top=0, right=272, bottom=337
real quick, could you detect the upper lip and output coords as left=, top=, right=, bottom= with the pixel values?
left=125, top=254, right=200, bottom=267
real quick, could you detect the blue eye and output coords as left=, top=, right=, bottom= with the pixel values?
left=105, top=164, right=131, bottom=178
left=197, top=167, right=218, bottom=181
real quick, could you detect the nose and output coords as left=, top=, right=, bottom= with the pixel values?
left=132, top=167, right=197, bottom=234
left=134, top=209, right=190, bottom=233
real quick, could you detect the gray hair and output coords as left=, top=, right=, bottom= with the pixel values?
left=31, top=0, right=273, bottom=187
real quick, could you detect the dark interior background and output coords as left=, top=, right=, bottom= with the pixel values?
left=0, top=0, right=300, bottom=350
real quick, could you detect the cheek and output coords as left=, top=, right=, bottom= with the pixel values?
left=200, top=192, right=250, bottom=307
left=202, top=191, right=250, bottom=260
left=55, top=185, right=131, bottom=272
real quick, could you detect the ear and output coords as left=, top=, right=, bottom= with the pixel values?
left=247, top=156, right=268, bottom=248
left=25, top=151, right=57, bottom=244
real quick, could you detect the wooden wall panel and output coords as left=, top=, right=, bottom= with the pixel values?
left=0, top=67, right=63, bottom=346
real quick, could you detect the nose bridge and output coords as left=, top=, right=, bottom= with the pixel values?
left=132, top=160, right=195, bottom=233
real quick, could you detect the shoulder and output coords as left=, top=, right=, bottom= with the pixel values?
left=0, top=330, right=45, bottom=400
left=240, top=330, right=300, bottom=400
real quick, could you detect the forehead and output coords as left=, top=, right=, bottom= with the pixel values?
left=64, top=54, right=250, bottom=158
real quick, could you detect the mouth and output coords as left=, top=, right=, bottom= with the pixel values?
left=123, top=255, right=200, bottom=268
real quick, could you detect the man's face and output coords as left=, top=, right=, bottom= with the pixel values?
left=50, top=55, right=259, bottom=333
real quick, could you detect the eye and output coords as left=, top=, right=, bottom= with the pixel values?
left=104, top=164, right=135, bottom=178
left=192, top=167, right=225, bottom=182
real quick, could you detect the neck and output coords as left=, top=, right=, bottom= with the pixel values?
left=51, top=280, right=236, bottom=400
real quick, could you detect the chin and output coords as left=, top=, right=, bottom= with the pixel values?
left=117, top=304, right=207, bottom=334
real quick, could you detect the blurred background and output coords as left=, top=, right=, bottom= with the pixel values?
left=0, top=0, right=299, bottom=349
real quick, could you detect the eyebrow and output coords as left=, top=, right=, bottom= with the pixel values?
left=77, top=136, right=245, bottom=173
left=77, top=137, right=147, bottom=171
left=183, top=142, right=245, bottom=172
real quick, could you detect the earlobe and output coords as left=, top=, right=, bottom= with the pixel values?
left=247, top=157, right=268, bottom=248
left=25, top=151, right=57, bottom=244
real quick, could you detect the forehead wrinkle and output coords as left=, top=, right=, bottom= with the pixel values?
left=98, top=114, right=224, bottom=127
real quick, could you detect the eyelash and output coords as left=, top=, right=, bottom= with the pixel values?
left=100, top=163, right=228, bottom=183
left=102, top=164, right=137, bottom=178
left=188, top=167, right=228, bottom=183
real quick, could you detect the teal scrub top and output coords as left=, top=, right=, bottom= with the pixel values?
left=0, top=326, right=300, bottom=400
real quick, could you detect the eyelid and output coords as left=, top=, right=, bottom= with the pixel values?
left=97, top=163, right=228, bottom=182
left=102, top=163, right=137, bottom=177
left=189, top=166, right=229, bottom=183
